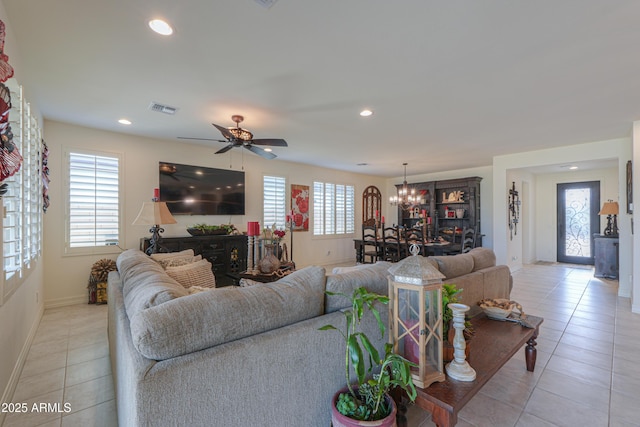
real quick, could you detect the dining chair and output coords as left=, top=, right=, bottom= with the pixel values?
left=460, top=228, right=476, bottom=254
left=405, top=226, right=427, bottom=256
left=381, top=225, right=402, bottom=262
left=361, top=222, right=381, bottom=263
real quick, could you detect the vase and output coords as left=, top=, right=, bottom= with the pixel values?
left=331, top=388, right=397, bottom=427
left=258, top=244, right=281, bottom=274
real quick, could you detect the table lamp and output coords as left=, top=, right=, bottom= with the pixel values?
left=598, top=200, right=619, bottom=237
left=133, top=190, right=177, bottom=254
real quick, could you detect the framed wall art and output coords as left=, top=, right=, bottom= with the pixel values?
left=291, top=184, right=309, bottom=232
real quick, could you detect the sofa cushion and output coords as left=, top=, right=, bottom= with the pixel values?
left=165, top=259, right=216, bottom=288
left=150, top=249, right=195, bottom=261
left=117, top=250, right=189, bottom=317
left=129, top=266, right=327, bottom=360
left=445, top=272, right=485, bottom=317
left=431, top=253, right=474, bottom=279
left=325, top=261, right=392, bottom=313
left=469, top=247, right=496, bottom=271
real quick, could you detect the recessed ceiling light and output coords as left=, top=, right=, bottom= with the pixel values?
left=118, top=118, right=132, bottom=125
left=149, top=19, right=173, bottom=36
left=360, top=109, right=373, bottom=117
left=569, top=166, right=578, bottom=170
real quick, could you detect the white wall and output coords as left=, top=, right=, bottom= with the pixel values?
left=384, top=166, right=494, bottom=248
left=493, top=138, right=633, bottom=302
left=42, top=120, right=387, bottom=306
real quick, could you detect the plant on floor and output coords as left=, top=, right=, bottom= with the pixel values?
left=320, top=287, right=417, bottom=422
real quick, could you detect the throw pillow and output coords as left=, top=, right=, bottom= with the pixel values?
left=156, top=254, right=202, bottom=269
left=165, top=259, right=216, bottom=289
left=150, top=249, right=195, bottom=261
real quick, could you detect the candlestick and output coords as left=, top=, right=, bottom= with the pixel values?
left=153, top=188, right=159, bottom=201
left=445, top=303, right=476, bottom=381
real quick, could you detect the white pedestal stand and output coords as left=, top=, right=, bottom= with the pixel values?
left=445, top=303, right=476, bottom=381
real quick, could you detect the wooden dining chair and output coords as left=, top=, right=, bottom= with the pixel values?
left=381, top=226, right=402, bottom=262
left=460, top=228, right=476, bottom=254
left=404, top=226, right=427, bottom=256
left=361, top=222, right=381, bottom=263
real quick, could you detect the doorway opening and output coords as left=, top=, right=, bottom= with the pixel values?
left=556, top=181, right=600, bottom=265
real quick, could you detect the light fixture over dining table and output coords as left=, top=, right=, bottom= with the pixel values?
left=390, top=162, right=416, bottom=211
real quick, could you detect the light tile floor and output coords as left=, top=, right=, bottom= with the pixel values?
left=406, top=262, right=640, bottom=427
left=3, top=262, right=640, bottom=426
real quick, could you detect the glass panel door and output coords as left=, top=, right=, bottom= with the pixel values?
left=556, top=181, right=600, bottom=265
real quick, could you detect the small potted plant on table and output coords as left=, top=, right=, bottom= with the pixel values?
left=320, top=287, right=417, bottom=426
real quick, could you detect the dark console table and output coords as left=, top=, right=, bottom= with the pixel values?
left=141, top=235, right=247, bottom=287
left=593, top=235, right=619, bottom=279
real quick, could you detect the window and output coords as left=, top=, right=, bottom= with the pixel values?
left=2, top=80, right=43, bottom=300
left=313, top=181, right=355, bottom=236
left=263, top=175, right=286, bottom=229
left=65, top=149, right=122, bottom=255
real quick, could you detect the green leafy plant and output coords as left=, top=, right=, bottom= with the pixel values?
left=320, top=287, right=417, bottom=421
left=190, top=223, right=235, bottom=234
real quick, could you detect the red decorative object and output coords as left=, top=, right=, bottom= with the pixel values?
left=0, top=20, right=14, bottom=83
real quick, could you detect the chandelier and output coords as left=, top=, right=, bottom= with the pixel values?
left=389, top=162, right=416, bottom=210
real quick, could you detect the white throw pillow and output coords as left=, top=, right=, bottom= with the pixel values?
left=165, top=259, right=216, bottom=289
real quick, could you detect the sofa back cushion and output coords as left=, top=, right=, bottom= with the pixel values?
left=469, top=247, right=496, bottom=271
left=117, top=250, right=189, bottom=317
left=325, top=261, right=391, bottom=313
left=129, top=265, right=327, bottom=360
left=430, top=253, right=474, bottom=279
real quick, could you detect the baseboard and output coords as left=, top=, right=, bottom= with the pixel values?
left=44, top=294, right=86, bottom=309
left=0, top=304, right=44, bottom=425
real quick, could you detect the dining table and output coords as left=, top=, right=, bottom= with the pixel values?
left=353, top=239, right=451, bottom=263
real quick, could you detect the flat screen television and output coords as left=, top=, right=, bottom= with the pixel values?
left=158, top=162, right=245, bottom=215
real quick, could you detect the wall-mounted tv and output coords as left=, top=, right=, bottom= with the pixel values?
left=158, top=162, right=245, bottom=215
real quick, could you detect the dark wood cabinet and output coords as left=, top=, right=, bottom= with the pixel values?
left=141, top=235, right=247, bottom=287
left=594, top=235, right=619, bottom=279
left=395, top=176, right=482, bottom=247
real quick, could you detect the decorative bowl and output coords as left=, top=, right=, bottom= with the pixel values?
left=186, top=228, right=227, bottom=236
left=478, top=298, right=516, bottom=320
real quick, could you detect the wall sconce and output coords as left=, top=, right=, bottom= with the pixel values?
left=508, top=182, right=520, bottom=241
left=598, top=200, right=619, bottom=237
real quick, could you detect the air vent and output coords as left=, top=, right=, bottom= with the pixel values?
left=149, top=102, right=178, bottom=115
left=254, top=0, right=278, bottom=8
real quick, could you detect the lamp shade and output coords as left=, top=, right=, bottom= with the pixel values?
left=598, top=201, right=619, bottom=216
left=132, top=201, right=177, bottom=226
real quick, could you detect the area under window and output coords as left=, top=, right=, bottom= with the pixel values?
left=313, top=181, right=355, bottom=236
left=65, top=149, right=122, bottom=255
left=263, top=175, right=286, bottom=230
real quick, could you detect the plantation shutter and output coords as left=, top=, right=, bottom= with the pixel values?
left=67, top=152, right=120, bottom=249
left=263, top=175, right=286, bottom=229
left=313, top=181, right=355, bottom=236
left=313, top=181, right=324, bottom=235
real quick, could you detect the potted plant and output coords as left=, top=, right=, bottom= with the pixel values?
left=320, top=287, right=417, bottom=426
left=442, top=283, right=473, bottom=362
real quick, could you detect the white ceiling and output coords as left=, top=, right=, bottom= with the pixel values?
left=3, top=0, right=639, bottom=177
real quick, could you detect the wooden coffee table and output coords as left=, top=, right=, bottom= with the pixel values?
left=395, top=313, right=543, bottom=427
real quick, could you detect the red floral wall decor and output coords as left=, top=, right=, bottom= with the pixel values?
left=291, top=184, right=309, bottom=232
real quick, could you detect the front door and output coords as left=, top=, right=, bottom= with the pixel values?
left=556, top=181, right=600, bottom=265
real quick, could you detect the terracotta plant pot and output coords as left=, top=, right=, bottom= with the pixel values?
left=331, top=388, right=397, bottom=427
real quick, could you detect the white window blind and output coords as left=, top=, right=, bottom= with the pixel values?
left=2, top=79, right=43, bottom=297
left=66, top=151, right=121, bottom=253
left=313, top=181, right=355, bottom=236
left=263, top=175, right=286, bottom=229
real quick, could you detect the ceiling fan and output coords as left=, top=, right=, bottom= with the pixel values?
left=178, top=115, right=288, bottom=159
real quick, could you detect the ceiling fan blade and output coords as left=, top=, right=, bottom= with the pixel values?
left=215, top=144, right=235, bottom=155
left=177, top=136, right=226, bottom=142
left=250, top=138, right=288, bottom=147
left=212, top=123, right=236, bottom=141
left=245, top=144, right=277, bottom=159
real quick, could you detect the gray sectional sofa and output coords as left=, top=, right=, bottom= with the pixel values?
left=108, top=247, right=510, bottom=427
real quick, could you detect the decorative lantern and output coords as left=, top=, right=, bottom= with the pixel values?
left=388, top=245, right=446, bottom=388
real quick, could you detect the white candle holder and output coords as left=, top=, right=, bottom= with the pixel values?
left=247, top=236, right=255, bottom=273
left=445, top=303, right=476, bottom=381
